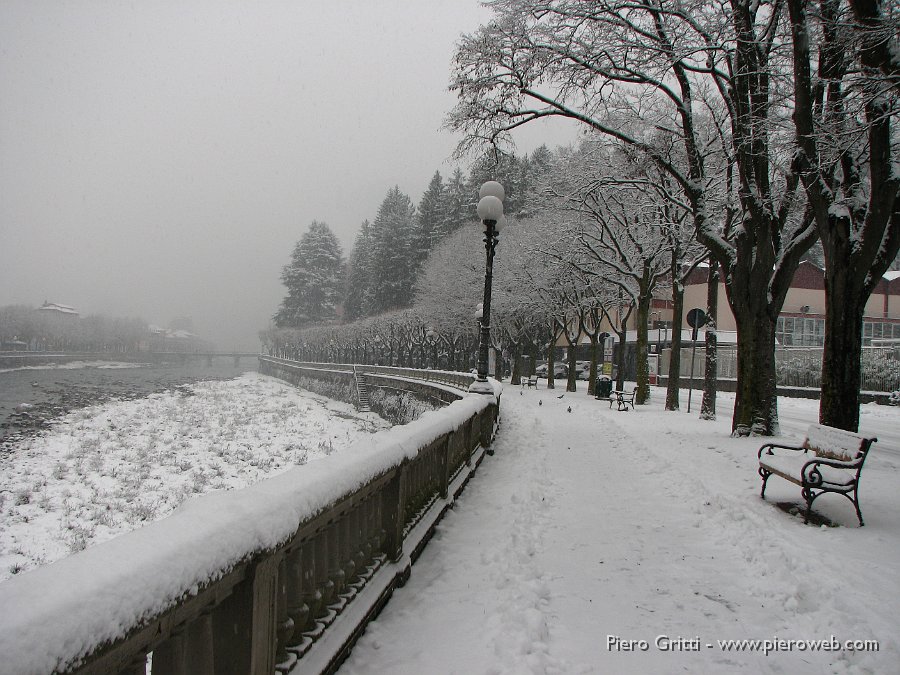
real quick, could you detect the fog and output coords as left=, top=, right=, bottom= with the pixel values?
left=0, top=1, right=577, bottom=351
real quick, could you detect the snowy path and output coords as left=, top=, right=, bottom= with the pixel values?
left=339, top=385, right=899, bottom=674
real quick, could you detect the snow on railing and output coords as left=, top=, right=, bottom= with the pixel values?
left=0, top=361, right=500, bottom=675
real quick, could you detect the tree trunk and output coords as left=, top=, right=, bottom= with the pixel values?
left=587, top=334, right=599, bottom=395
left=546, top=332, right=556, bottom=390
left=510, top=345, right=522, bottom=385
left=665, top=266, right=685, bottom=410
left=700, top=259, right=720, bottom=420
left=635, top=290, right=651, bottom=404
left=614, top=326, right=627, bottom=391
left=819, top=264, right=866, bottom=431
left=731, top=306, right=779, bottom=436
left=566, top=344, right=578, bottom=392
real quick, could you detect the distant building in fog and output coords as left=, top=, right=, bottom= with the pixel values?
left=36, top=302, right=79, bottom=318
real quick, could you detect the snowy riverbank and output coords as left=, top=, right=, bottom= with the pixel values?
left=0, top=372, right=387, bottom=581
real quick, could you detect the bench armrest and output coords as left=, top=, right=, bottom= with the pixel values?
left=800, top=455, right=861, bottom=486
left=803, top=455, right=860, bottom=470
left=757, top=442, right=807, bottom=459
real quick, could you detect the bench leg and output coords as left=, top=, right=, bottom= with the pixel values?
left=802, top=487, right=829, bottom=525
left=849, top=489, right=865, bottom=527
left=758, top=467, right=771, bottom=499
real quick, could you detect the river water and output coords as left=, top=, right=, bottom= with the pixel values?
left=0, top=360, right=257, bottom=447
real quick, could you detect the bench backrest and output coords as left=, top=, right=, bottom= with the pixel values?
left=802, top=424, right=876, bottom=462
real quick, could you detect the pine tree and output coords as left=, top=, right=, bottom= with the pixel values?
left=467, top=151, right=523, bottom=214
left=343, top=220, right=374, bottom=321
left=370, top=187, right=417, bottom=314
left=441, top=168, right=471, bottom=238
left=413, top=171, right=445, bottom=266
left=519, top=145, right=553, bottom=216
left=274, top=221, right=345, bottom=328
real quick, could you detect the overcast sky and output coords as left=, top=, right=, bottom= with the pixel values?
left=0, top=1, right=577, bottom=350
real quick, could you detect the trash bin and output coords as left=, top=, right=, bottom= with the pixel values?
left=596, top=376, right=612, bottom=399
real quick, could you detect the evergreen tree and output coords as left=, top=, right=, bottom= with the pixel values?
left=370, top=187, right=417, bottom=314
left=413, top=171, right=445, bottom=266
left=274, top=221, right=345, bottom=328
left=518, top=145, right=553, bottom=217
left=343, top=220, right=374, bottom=321
left=467, top=151, right=524, bottom=214
left=441, top=168, right=471, bottom=238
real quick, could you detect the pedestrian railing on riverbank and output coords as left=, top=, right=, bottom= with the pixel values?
left=0, top=361, right=499, bottom=675
left=262, top=358, right=475, bottom=392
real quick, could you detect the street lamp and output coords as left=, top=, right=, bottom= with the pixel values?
left=470, top=181, right=506, bottom=394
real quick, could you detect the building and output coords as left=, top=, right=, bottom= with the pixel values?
left=36, top=302, right=79, bottom=318
left=681, top=261, right=900, bottom=347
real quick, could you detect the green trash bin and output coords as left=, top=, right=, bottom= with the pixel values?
left=596, top=376, right=612, bottom=399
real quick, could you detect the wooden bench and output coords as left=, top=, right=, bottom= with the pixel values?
left=611, top=388, right=636, bottom=411
left=758, top=424, right=877, bottom=526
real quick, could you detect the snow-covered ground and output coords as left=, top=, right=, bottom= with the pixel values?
left=339, top=383, right=900, bottom=675
left=0, top=372, right=387, bottom=581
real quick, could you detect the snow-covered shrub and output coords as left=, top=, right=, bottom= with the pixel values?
left=776, top=357, right=820, bottom=388
left=861, top=350, right=900, bottom=392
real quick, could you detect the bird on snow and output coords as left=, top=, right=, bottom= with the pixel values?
left=538, top=400, right=543, bottom=406
left=557, top=393, right=564, bottom=398
left=567, top=406, right=572, bottom=413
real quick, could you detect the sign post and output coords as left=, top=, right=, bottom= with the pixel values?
left=686, top=308, right=707, bottom=413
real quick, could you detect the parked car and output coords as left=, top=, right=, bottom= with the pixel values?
left=575, top=362, right=592, bottom=380
left=535, top=362, right=567, bottom=378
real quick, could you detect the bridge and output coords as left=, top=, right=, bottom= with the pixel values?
left=147, top=351, right=261, bottom=367
left=0, top=356, right=499, bottom=674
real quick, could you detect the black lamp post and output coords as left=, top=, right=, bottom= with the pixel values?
left=470, top=181, right=506, bottom=394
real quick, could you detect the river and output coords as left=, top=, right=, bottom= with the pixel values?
left=0, top=359, right=257, bottom=447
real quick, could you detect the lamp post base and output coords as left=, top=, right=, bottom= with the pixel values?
left=468, top=378, right=495, bottom=395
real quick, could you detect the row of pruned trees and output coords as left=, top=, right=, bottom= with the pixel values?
left=444, top=0, right=899, bottom=435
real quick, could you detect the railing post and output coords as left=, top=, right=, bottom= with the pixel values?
left=154, top=611, right=215, bottom=675
left=314, top=530, right=333, bottom=618
left=211, top=554, right=280, bottom=675
left=276, top=556, right=295, bottom=665
left=285, top=547, right=309, bottom=643
left=328, top=521, right=346, bottom=600
left=382, top=463, right=408, bottom=563
left=439, top=434, right=451, bottom=500
left=300, top=543, right=320, bottom=631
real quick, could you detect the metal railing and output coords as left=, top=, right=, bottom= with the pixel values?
left=672, top=345, right=900, bottom=392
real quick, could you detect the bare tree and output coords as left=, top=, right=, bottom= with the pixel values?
left=447, top=0, right=817, bottom=435
left=539, top=140, right=700, bottom=403
left=788, top=0, right=900, bottom=431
